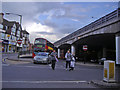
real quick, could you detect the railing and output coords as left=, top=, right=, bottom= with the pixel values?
left=18, top=50, right=33, bottom=58
left=54, top=8, right=120, bottom=46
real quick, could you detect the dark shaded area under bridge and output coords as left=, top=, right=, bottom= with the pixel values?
left=58, top=33, right=116, bottom=62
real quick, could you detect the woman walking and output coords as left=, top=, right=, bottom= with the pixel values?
left=50, top=50, right=57, bottom=70
left=65, top=50, right=72, bottom=70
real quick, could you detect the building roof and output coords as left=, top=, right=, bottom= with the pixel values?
left=2, top=18, right=22, bottom=35
left=22, top=30, right=29, bottom=35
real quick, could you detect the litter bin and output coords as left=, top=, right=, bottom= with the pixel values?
left=103, top=60, right=115, bottom=82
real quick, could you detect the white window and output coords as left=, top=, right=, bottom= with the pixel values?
left=27, top=34, right=29, bottom=39
left=6, top=26, right=7, bottom=30
left=11, top=24, right=16, bottom=35
left=17, top=30, right=20, bottom=37
left=0, top=24, right=3, bottom=29
left=2, top=33, right=5, bottom=39
left=14, top=36, right=16, bottom=41
left=11, top=35, right=16, bottom=41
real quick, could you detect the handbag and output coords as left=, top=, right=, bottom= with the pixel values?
left=55, top=56, right=58, bottom=62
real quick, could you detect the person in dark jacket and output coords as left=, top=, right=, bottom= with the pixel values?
left=65, top=50, right=72, bottom=70
left=50, top=50, right=57, bottom=70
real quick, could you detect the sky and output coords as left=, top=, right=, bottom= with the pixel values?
left=2, top=1, right=119, bottom=43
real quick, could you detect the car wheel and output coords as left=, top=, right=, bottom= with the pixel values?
left=33, top=61, right=37, bottom=64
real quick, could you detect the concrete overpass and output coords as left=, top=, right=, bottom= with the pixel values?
left=54, top=8, right=120, bottom=64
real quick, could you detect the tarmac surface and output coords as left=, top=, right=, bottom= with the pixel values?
left=2, top=53, right=120, bottom=88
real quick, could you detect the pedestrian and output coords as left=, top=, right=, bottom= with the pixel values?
left=65, top=50, right=72, bottom=70
left=50, top=50, right=58, bottom=70
left=69, top=55, right=75, bottom=71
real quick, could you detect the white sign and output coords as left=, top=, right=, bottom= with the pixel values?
left=83, top=45, right=88, bottom=51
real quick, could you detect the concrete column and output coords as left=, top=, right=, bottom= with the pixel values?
left=0, top=39, right=2, bottom=90
left=71, top=45, right=75, bottom=56
left=116, top=33, right=120, bottom=83
left=116, top=34, right=120, bottom=64
left=103, top=47, right=107, bottom=58
left=58, top=48, right=60, bottom=58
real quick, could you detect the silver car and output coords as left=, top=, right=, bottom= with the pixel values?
left=33, top=52, right=50, bottom=64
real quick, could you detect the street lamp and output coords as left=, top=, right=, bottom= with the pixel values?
left=5, top=12, right=22, bottom=25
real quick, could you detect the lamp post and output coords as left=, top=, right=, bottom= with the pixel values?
left=5, top=13, right=22, bottom=25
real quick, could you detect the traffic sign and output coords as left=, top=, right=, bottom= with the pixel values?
left=83, top=45, right=88, bottom=51
left=17, top=39, right=22, bottom=45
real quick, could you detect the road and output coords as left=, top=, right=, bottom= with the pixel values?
left=2, top=57, right=103, bottom=88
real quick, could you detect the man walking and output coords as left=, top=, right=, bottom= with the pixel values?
left=65, top=50, right=72, bottom=70
left=50, top=50, right=57, bottom=70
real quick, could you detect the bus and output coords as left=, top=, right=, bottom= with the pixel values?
left=32, top=38, right=54, bottom=58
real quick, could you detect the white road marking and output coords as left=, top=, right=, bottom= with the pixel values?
left=2, top=64, right=95, bottom=71
left=2, top=64, right=9, bottom=66
left=1, top=80, right=87, bottom=83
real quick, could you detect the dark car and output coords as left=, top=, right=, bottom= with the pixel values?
left=98, top=58, right=107, bottom=65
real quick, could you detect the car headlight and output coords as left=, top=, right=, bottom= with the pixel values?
left=34, top=57, right=36, bottom=60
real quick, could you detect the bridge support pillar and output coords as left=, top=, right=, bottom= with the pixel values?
left=71, top=45, right=75, bottom=56
left=116, top=33, right=120, bottom=64
left=58, top=48, right=60, bottom=58
left=115, top=33, right=120, bottom=83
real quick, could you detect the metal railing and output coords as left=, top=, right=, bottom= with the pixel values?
left=54, top=8, right=120, bottom=46
left=18, top=50, right=33, bottom=58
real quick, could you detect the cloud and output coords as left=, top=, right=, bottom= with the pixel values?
left=43, top=20, right=58, bottom=28
left=36, top=31, right=55, bottom=35
left=2, top=2, right=118, bottom=44
left=71, top=19, right=80, bottom=22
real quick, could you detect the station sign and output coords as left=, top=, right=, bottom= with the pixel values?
left=83, top=45, right=88, bottom=51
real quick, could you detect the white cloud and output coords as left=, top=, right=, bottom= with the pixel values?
left=26, top=22, right=53, bottom=33
left=25, top=22, right=61, bottom=43
left=71, top=19, right=80, bottom=22
left=2, top=2, right=118, bottom=44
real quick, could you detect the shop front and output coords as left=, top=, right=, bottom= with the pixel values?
left=9, top=41, right=16, bottom=52
left=2, top=39, right=9, bottom=52
left=16, top=43, right=22, bottom=52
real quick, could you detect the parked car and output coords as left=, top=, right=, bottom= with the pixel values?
left=98, top=58, right=106, bottom=65
left=33, top=52, right=51, bottom=64
left=90, top=59, right=98, bottom=63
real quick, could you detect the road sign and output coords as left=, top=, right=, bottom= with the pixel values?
left=83, top=45, right=88, bottom=51
left=17, top=39, right=22, bottom=45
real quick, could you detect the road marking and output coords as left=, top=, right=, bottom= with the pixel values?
left=2, top=64, right=9, bottom=66
left=2, top=64, right=96, bottom=71
left=1, top=80, right=87, bottom=83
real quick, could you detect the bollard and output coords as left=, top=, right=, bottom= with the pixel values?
left=103, top=60, right=115, bottom=83
left=116, top=65, right=120, bottom=83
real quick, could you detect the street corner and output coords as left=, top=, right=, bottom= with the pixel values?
left=75, top=62, right=103, bottom=67
left=90, top=80, right=120, bottom=88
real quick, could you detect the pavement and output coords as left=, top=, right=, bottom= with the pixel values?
left=2, top=53, right=120, bottom=88
left=91, top=80, right=120, bottom=88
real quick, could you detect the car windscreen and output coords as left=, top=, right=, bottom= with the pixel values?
left=37, top=52, right=48, bottom=56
